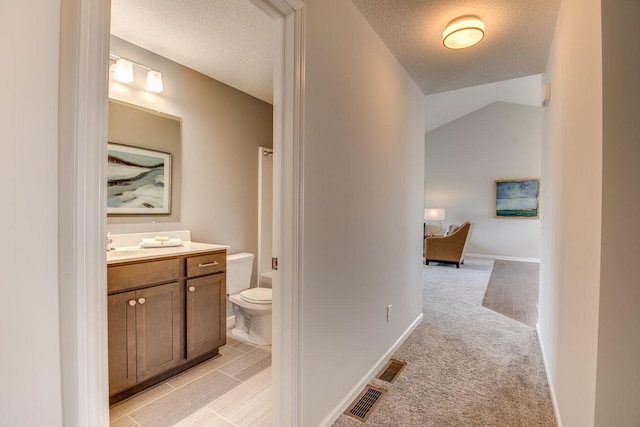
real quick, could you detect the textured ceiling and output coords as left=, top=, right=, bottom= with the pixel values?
left=110, top=0, right=274, bottom=104
left=111, top=0, right=560, bottom=103
left=351, top=0, right=560, bottom=94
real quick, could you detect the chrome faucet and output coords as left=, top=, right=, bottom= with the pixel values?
left=106, top=232, right=114, bottom=251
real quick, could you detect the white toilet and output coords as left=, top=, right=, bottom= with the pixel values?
left=226, top=253, right=272, bottom=345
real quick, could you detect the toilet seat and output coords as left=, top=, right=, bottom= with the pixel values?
left=240, top=287, right=272, bottom=304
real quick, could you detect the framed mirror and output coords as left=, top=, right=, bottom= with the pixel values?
left=108, top=99, right=181, bottom=222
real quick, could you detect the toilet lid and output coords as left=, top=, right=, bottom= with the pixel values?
left=240, top=287, right=272, bottom=304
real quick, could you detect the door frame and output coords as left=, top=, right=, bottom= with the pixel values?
left=58, top=0, right=305, bottom=425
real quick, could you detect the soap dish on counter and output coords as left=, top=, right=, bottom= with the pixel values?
left=139, top=237, right=183, bottom=248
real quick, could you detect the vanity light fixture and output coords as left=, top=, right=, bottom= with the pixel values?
left=109, top=53, right=164, bottom=93
left=113, top=58, right=134, bottom=83
left=443, top=16, right=485, bottom=49
left=146, top=70, right=164, bottom=93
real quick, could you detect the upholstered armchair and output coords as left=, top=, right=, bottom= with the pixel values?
left=425, top=221, right=474, bottom=268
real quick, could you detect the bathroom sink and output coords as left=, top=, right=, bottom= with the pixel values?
left=111, top=247, right=150, bottom=256
left=107, top=245, right=183, bottom=262
left=105, top=239, right=229, bottom=264
left=107, top=248, right=148, bottom=261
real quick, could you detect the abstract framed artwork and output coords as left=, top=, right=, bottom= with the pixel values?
left=107, top=143, right=171, bottom=214
left=495, top=179, right=540, bottom=219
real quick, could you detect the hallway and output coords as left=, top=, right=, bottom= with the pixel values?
left=334, top=259, right=555, bottom=426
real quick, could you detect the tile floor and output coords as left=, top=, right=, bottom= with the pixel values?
left=109, top=334, right=272, bottom=427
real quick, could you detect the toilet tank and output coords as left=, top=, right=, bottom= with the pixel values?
left=226, top=252, right=254, bottom=294
left=259, top=271, right=273, bottom=287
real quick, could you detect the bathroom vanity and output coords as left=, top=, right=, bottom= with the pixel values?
left=107, top=239, right=228, bottom=404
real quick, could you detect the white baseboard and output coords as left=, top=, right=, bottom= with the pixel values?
left=319, top=313, right=424, bottom=427
left=467, top=253, right=540, bottom=263
left=536, top=323, right=563, bottom=427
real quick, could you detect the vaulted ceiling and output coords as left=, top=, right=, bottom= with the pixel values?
left=111, top=0, right=560, bottom=102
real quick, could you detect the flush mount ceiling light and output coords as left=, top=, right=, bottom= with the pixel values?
left=443, top=16, right=485, bottom=50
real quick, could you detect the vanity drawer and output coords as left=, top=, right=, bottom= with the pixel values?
left=108, top=258, right=180, bottom=294
left=186, top=251, right=226, bottom=277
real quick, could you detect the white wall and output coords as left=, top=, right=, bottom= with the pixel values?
left=425, top=74, right=543, bottom=132
left=538, top=0, right=603, bottom=424
left=425, top=102, right=543, bottom=260
left=107, top=37, right=273, bottom=287
left=301, top=0, right=425, bottom=424
left=0, top=0, right=63, bottom=425
left=595, top=1, right=640, bottom=425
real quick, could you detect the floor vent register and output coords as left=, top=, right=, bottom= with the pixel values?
left=344, top=385, right=386, bottom=422
left=377, top=359, right=406, bottom=383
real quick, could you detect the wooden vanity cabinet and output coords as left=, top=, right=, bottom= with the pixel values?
left=107, top=290, right=137, bottom=394
left=107, top=282, right=182, bottom=395
left=186, top=251, right=226, bottom=359
left=107, top=250, right=226, bottom=403
left=186, top=273, right=226, bottom=359
left=135, top=281, right=183, bottom=381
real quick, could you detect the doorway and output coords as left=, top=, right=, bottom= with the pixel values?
left=57, top=0, right=305, bottom=425
left=258, top=147, right=274, bottom=283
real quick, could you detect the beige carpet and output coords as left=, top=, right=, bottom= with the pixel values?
left=333, top=258, right=556, bottom=427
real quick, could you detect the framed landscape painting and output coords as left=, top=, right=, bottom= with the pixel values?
left=107, top=143, right=171, bottom=214
left=495, top=179, right=540, bottom=219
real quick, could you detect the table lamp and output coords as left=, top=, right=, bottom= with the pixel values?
left=424, top=208, right=445, bottom=236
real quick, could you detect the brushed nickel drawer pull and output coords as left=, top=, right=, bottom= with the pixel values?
left=198, top=261, right=219, bottom=268
left=188, top=286, right=196, bottom=292
left=128, top=299, right=137, bottom=307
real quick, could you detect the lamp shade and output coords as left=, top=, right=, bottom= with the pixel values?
left=113, top=58, right=134, bottom=83
left=443, top=17, right=485, bottom=49
left=424, top=208, right=445, bottom=221
left=146, top=70, right=164, bottom=93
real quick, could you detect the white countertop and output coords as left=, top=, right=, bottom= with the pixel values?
left=107, top=241, right=229, bottom=264
left=106, top=229, right=230, bottom=264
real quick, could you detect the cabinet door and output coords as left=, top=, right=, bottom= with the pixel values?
left=135, top=282, right=183, bottom=381
left=108, top=291, right=137, bottom=395
left=186, top=273, right=226, bottom=359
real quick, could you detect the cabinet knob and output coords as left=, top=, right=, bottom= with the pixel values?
left=188, top=286, right=196, bottom=293
left=137, top=297, right=146, bottom=305
left=128, top=299, right=136, bottom=307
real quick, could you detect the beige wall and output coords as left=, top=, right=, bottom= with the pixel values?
left=425, top=102, right=543, bottom=260
left=301, top=0, right=425, bottom=424
left=539, top=0, right=603, bottom=425
left=107, top=36, right=273, bottom=288
left=0, top=0, right=64, bottom=425
left=595, top=1, right=640, bottom=425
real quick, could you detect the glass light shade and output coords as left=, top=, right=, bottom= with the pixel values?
left=113, top=58, right=134, bottom=83
left=443, top=18, right=485, bottom=49
left=424, top=208, right=445, bottom=221
left=146, top=70, right=164, bottom=93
